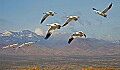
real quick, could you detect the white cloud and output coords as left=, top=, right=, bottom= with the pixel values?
left=34, top=28, right=44, bottom=35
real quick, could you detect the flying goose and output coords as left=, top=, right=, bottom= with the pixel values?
left=40, top=11, right=57, bottom=24
left=68, top=31, right=86, bottom=44
left=62, top=16, right=79, bottom=27
left=2, top=43, right=18, bottom=49
left=93, top=3, right=112, bottom=17
left=45, top=23, right=61, bottom=39
left=16, top=42, right=35, bottom=49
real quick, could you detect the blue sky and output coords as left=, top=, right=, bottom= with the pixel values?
left=0, top=0, right=120, bottom=41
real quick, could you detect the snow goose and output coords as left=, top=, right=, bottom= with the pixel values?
left=16, top=42, right=35, bottom=49
left=93, top=3, right=112, bottom=17
left=62, top=16, right=79, bottom=27
left=68, top=31, right=86, bottom=44
left=2, top=43, right=18, bottom=49
left=40, top=11, right=57, bottom=24
left=45, top=23, right=61, bottom=39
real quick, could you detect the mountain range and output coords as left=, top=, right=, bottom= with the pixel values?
left=0, top=30, right=120, bottom=56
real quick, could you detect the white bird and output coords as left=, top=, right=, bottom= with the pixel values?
left=40, top=11, right=57, bottom=24
left=93, top=3, right=112, bottom=17
left=45, top=23, right=61, bottom=39
left=62, top=16, right=79, bottom=27
left=16, top=42, right=35, bottom=49
left=68, top=31, right=86, bottom=44
left=2, top=43, right=18, bottom=49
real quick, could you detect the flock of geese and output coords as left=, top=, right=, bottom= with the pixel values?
left=1, top=3, right=113, bottom=49
left=41, top=12, right=84, bottom=44
left=2, top=42, right=35, bottom=50
left=40, top=3, right=113, bottom=44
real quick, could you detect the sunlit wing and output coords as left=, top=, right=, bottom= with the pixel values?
left=102, top=3, right=112, bottom=13
left=44, top=27, right=55, bottom=39
left=40, top=14, right=49, bottom=24
left=62, top=18, right=72, bottom=27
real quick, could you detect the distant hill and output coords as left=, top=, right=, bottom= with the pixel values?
left=0, top=30, right=66, bottom=46
left=0, top=30, right=120, bottom=56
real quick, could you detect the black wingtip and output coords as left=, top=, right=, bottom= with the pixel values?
left=40, top=20, right=44, bottom=24
left=92, top=8, right=96, bottom=10
left=108, top=3, right=112, bottom=9
left=40, top=22, right=42, bottom=24
left=44, top=33, right=51, bottom=39
left=40, top=17, right=46, bottom=24
left=62, top=22, right=68, bottom=27
left=84, top=34, right=87, bottom=38
left=68, top=38, right=74, bottom=44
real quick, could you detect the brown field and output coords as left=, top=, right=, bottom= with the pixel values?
left=0, top=55, right=120, bottom=70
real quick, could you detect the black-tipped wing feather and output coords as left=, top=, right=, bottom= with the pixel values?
left=40, top=18, right=46, bottom=24
left=68, top=37, right=74, bottom=44
left=62, top=22, right=69, bottom=27
left=40, top=14, right=48, bottom=24
left=92, top=8, right=98, bottom=11
left=62, top=18, right=72, bottom=27
left=44, top=33, right=51, bottom=39
left=102, top=3, right=112, bottom=13
left=84, top=34, right=86, bottom=38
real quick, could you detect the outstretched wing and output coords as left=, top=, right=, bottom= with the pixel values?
left=44, top=27, right=55, bottom=39
left=102, top=3, right=112, bottom=13
left=40, top=14, right=49, bottom=24
left=68, top=37, right=74, bottom=44
left=68, top=34, right=78, bottom=44
left=62, top=18, right=72, bottom=27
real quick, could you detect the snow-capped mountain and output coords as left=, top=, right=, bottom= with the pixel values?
left=0, top=31, right=13, bottom=36
left=0, top=30, right=68, bottom=46
left=0, top=30, right=44, bottom=43
left=0, top=30, right=37, bottom=37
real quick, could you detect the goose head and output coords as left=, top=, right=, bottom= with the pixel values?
left=49, top=11, right=57, bottom=15
left=104, top=14, right=107, bottom=18
left=79, top=31, right=83, bottom=33
left=54, top=23, right=61, bottom=29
